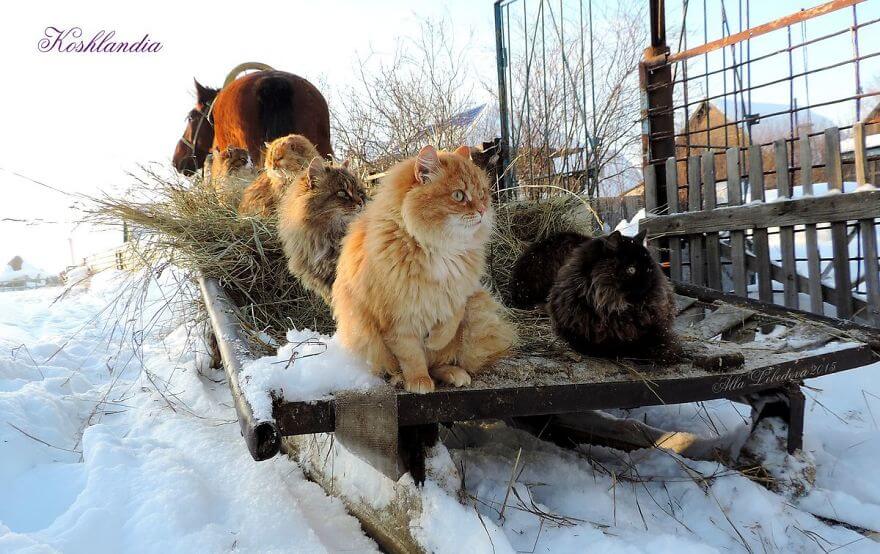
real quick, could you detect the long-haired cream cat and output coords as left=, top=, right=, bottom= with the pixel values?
left=239, top=134, right=319, bottom=217
left=332, top=145, right=515, bottom=393
left=277, top=157, right=366, bottom=302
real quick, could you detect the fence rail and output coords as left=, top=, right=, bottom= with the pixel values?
left=640, top=126, right=880, bottom=326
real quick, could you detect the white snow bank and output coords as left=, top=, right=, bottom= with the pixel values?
left=240, top=328, right=383, bottom=421
left=449, top=365, right=880, bottom=552
left=0, top=271, right=377, bottom=553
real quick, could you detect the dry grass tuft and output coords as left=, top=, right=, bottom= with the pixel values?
left=90, top=168, right=332, bottom=353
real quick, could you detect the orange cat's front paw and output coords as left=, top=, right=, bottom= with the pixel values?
left=430, top=365, right=471, bottom=387
left=404, top=374, right=435, bottom=394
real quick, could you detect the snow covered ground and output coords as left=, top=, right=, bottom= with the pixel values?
left=1, top=272, right=879, bottom=553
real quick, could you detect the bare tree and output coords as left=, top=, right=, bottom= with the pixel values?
left=330, top=18, right=487, bottom=175
left=503, top=0, right=646, bottom=199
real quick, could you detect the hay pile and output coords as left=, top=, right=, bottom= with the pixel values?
left=93, top=169, right=332, bottom=352
left=95, top=170, right=599, bottom=353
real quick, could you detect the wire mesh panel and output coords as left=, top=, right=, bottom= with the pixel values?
left=637, top=0, right=880, bottom=326
left=494, top=0, right=645, bottom=203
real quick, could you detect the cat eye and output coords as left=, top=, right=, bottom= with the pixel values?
left=337, top=191, right=348, bottom=199
left=451, top=190, right=466, bottom=202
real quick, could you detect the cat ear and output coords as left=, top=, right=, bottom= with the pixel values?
left=634, top=229, right=647, bottom=244
left=341, top=158, right=351, bottom=169
left=306, top=157, right=324, bottom=187
left=606, top=230, right=622, bottom=249
left=414, top=145, right=440, bottom=184
left=454, top=145, right=471, bottom=159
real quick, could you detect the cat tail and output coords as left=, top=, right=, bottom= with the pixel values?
left=456, top=289, right=517, bottom=374
left=257, top=75, right=296, bottom=144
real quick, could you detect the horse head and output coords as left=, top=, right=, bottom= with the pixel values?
left=173, top=79, right=219, bottom=175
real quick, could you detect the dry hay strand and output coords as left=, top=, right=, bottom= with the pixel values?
left=90, top=167, right=332, bottom=353
left=93, top=170, right=599, bottom=354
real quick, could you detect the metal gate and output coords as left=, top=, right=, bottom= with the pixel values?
left=494, top=0, right=645, bottom=203
left=638, top=0, right=880, bottom=326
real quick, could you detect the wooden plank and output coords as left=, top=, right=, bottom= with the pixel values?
left=826, top=127, right=854, bottom=319
left=853, top=121, right=867, bottom=187
left=272, top=345, right=874, bottom=436
left=674, top=293, right=699, bottom=313
left=666, top=157, right=682, bottom=281
left=727, top=148, right=748, bottom=296
left=639, top=189, right=880, bottom=235
left=750, top=145, right=773, bottom=303
left=861, top=218, right=880, bottom=326
left=688, top=156, right=705, bottom=286
left=281, top=435, right=427, bottom=554
left=673, top=281, right=878, bottom=341
left=693, top=304, right=757, bottom=340
left=520, top=411, right=739, bottom=461
left=800, top=136, right=824, bottom=314
left=665, top=0, right=863, bottom=63
left=775, top=139, right=799, bottom=309
left=199, top=276, right=280, bottom=461
left=702, top=150, right=722, bottom=290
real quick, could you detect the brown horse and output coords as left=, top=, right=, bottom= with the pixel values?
left=173, top=69, right=332, bottom=175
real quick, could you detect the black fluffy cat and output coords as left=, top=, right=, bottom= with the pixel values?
left=509, top=231, right=589, bottom=308
left=546, top=230, right=678, bottom=359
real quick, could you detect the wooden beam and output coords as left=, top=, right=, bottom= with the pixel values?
left=273, top=346, right=873, bottom=436
left=667, top=0, right=863, bottom=63
left=639, top=190, right=880, bottom=235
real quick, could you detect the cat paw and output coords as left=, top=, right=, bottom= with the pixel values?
left=403, top=374, right=435, bottom=394
left=430, top=365, right=472, bottom=387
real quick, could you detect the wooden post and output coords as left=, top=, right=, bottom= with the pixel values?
left=727, top=148, right=748, bottom=296
left=666, top=157, right=682, bottom=281
left=800, top=136, right=824, bottom=315
left=861, top=218, right=880, bottom=326
left=825, top=127, right=854, bottom=319
left=853, top=121, right=867, bottom=187
left=688, top=156, right=705, bottom=286
left=775, top=139, right=799, bottom=309
left=749, top=145, right=773, bottom=303
left=702, top=150, right=722, bottom=290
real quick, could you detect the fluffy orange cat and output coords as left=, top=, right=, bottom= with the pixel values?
left=332, top=145, right=515, bottom=393
left=239, top=134, right=320, bottom=217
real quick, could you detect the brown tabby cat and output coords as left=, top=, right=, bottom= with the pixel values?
left=332, top=145, right=515, bottom=393
left=239, top=134, right=320, bottom=217
left=277, top=157, right=366, bottom=301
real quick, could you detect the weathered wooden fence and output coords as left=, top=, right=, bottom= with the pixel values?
left=640, top=125, right=880, bottom=327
